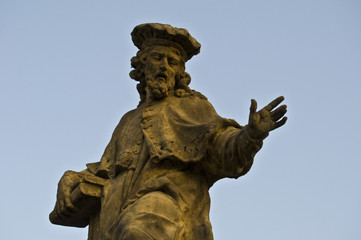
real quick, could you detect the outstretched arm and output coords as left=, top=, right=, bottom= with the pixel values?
left=204, top=97, right=287, bottom=184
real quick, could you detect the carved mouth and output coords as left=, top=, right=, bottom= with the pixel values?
left=156, top=73, right=168, bottom=79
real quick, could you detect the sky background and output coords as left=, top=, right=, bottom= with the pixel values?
left=1, top=0, right=361, bottom=239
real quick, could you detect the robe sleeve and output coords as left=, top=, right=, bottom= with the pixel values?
left=204, top=119, right=263, bottom=184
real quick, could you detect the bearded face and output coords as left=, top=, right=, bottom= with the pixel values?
left=144, top=45, right=184, bottom=100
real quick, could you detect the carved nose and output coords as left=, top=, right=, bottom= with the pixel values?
left=159, top=60, right=169, bottom=70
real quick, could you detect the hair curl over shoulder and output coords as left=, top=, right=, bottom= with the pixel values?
left=129, top=46, right=196, bottom=104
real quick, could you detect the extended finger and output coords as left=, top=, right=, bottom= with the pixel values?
left=264, top=96, right=285, bottom=111
left=58, top=207, right=74, bottom=218
left=65, top=195, right=79, bottom=212
left=273, top=117, right=287, bottom=130
left=250, top=99, right=257, bottom=114
left=55, top=200, right=74, bottom=218
left=271, top=105, right=287, bottom=121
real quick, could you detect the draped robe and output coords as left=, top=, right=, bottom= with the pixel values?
left=76, top=94, right=263, bottom=239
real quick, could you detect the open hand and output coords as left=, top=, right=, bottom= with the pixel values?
left=248, top=96, right=287, bottom=140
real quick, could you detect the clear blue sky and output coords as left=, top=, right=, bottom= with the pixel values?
left=1, top=0, right=360, bottom=239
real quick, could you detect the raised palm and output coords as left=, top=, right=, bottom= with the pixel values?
left=248, top=96, right=287, bottom=140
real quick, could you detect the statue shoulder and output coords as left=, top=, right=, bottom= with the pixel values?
left=190, top=90, right=208, bottom=100
left=168, top=92, right=220, bottom=122
left=111, top=107, right=141, bottom=134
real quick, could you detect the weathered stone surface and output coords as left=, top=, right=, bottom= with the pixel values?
left=50, top=23, right=287, bottom=240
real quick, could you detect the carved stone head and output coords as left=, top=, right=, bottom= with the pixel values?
left=129, top=23, right=201, bottom=103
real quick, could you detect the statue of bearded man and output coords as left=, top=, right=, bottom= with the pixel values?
left=50, top=23, right=287, bottom=240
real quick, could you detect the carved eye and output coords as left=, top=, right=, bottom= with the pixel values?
left=168, top=58, right=179, bottom=66
left=151, top=53, right=161, bottom=60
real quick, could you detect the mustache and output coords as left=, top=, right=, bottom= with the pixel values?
left=155, top=72, right=168, bottom=79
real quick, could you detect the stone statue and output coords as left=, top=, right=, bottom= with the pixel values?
left=50, top=23, right=287, bottom=240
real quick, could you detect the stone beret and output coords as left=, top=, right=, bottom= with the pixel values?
left=131, top=23, right=201, bottom=61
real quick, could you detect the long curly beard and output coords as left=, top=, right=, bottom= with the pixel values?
left=146, top=76, right=174, bottom=100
